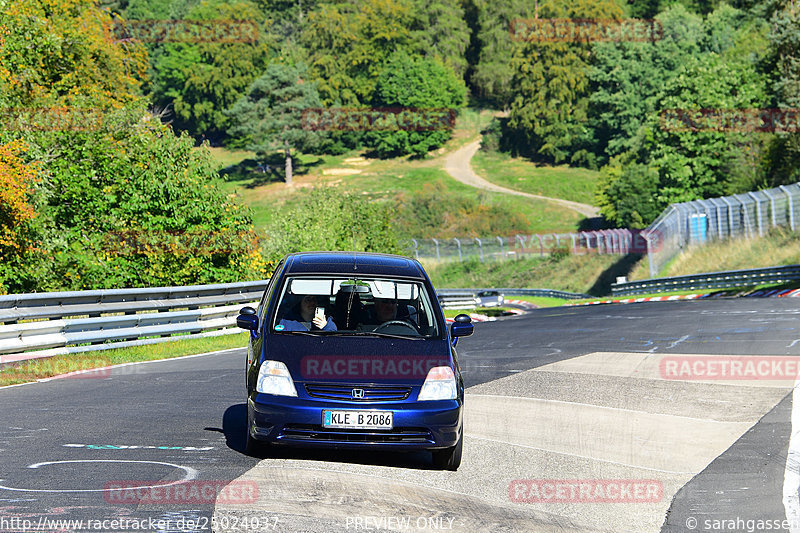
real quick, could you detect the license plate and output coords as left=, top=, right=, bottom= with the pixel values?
left=323, top=410, right=393, bottom=430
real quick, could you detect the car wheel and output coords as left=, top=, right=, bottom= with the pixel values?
left=432, top=431, right=462, bottom=471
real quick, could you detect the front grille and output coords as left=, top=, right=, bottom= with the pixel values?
left=279, top=424, right=434, bottom=444
left=305, top=383, right=411, bottom=401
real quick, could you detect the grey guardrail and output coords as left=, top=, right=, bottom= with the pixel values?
left=436, top=288, right=591, bottom=309
left=1, top=280, right=590, bottom=365
left=611, top=264, right=800, bottom=296
left=0, top=280, right=269, bottom=364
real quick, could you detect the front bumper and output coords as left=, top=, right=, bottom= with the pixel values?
left=248, top=393, right=462, bottom=450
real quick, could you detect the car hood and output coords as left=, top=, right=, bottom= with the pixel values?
left=265, top=334, right=453, bottom=386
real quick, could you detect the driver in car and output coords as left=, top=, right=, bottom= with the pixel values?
left=374, top=297, right=418, bottom=326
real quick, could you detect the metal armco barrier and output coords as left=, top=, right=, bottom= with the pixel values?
left=437, top=288, right=590, bottom=309
left=0, top=280, right=269, bottom=364
left=611, top=264, right=800, bottom=296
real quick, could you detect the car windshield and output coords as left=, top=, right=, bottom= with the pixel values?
left=271, top=276, right=440, bottom=338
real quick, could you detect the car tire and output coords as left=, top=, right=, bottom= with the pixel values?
left=432, top=431, right=462, bottom=471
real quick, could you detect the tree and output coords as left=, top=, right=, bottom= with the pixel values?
left=764, top=1, right=800, bottom=186
left=0, top=140, right=39, bottom=293
left=408, top=0, right=471, bottom=79
left=0, top=0, right=267, bottom=292
left=144, top=0, right=273, bottom=139
left=595, top=156, right=661, bottom=229
left=505, top=0, right=624, bottom=166
left=227, top=63, right=324, bottom=184
left=368, top=52, right=466, bottom=157
left=0, top=0, right=147, bottom=110
left=587, top=5, right=706, bottom=165
left=595, top=51, right=767, bottom=226
left=8, top=111, right=268, bottom=292
left=469, top=0, right=533, bottom=107
left=301, top=0, right=414, bottom=106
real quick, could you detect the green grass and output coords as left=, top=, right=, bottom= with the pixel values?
left=443, top=307, right=514, bottom=318
left=426, top=253, right=643, bottom=297
left=506, top=295, right=572, bottom=308
left=0, top=333, right=248, bottom=387
left=471, top=150, right=601, bottom=206
left=204, top=146, right=255, bottom=171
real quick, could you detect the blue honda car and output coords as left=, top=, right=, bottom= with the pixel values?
left=236, top=252, right=473, bottom=470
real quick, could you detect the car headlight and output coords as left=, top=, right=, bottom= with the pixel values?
left=256, top=360, right=298, bottom=397
left=418, top=366, right=457, bottom=401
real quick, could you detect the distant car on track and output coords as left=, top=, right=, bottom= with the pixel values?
left=476, top=290, right=504, bottom=308
left=237, top=252, right=474, bottom=470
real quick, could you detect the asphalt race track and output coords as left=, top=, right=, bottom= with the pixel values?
left=2, top=298, right=800, bottom=532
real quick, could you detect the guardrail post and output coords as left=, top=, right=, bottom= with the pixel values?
left=765, top=189, right=778, bottom=227
left=721, top=197, right=735, bottom=238
left=537, top=235, right=544, bottom=257
left=453, top=238, right=462, bottom=262
left=475, top=238, right=484, bottom=262
left=571, top=233, right=577, bottom=254
left=749, top=191, right=764, bottom=236
left=497, top=236, right=504, bottom=259
left=411, top=239, right=419, bottom=260
left=645, top=232, right=656, bottom=278
left=780, top=185, right=796, bottom=231
left=432, top=238, right=440, bottom=261
left=515, top=234, right=525, bottom=257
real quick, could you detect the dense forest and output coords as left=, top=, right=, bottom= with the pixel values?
left=1, top=0, right=798, bottom=292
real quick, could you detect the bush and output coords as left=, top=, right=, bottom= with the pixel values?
left=3, top=110, right=267, bottom=292
left=393, top=180, right=530, bottom=238
left=260, top=187, right=404, bottom=262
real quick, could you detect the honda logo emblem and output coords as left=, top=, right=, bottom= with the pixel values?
left=352, top=388, right=365, bottom=399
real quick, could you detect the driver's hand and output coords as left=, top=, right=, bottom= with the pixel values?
left=312, top=315, right=327, bottom=329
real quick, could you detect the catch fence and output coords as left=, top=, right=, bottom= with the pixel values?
left=408, top=230, right=646, bottom=263
left=643, top=183, right=800, bottom=277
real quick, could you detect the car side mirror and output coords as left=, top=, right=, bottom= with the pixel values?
left=450, top=313, right=473, bottom=346
left=237, top=306, right=259, bottom=331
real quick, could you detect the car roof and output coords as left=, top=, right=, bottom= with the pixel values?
left=282, top=252, right=426, bottom=279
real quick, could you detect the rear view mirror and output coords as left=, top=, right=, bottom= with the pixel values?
left=237, top=306, right=259, bottom=331
left=450, top=314, right=473, bottom=346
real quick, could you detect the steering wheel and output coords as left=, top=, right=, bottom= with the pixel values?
left=373, top=320, right=420, bottom=334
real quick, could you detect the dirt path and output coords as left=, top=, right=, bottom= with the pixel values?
left=443, top=139, right=600, bottom=219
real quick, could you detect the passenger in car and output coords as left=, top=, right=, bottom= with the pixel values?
left=279, top=294, right=337, bottom=331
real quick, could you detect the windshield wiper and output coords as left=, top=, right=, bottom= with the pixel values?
left=274, top=330, right=328, bottom=336
left=333, top=331, right=424, bottom=340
